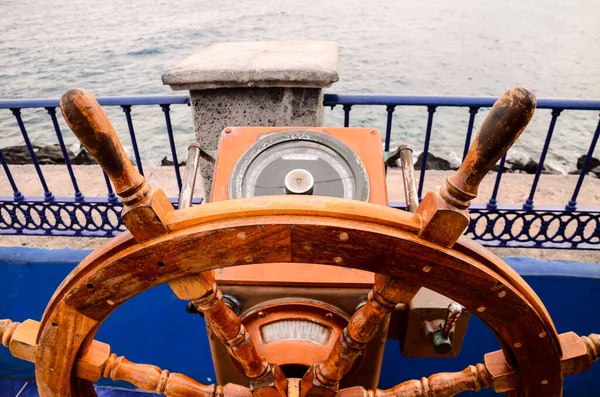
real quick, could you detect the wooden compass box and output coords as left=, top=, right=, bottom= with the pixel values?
left=210, top=126, right=388, bottom=204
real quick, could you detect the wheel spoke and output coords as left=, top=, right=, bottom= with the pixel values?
left=97, top=352, right=219, bottom=396
left=166, top=269, right=287, bottom=397
left=0, top=318, right=251, bottom=397
left=192, top=287, right=267, bottom=378
left=3, top=318, right=600, bottom=395
left=190, top=285, right=288, bottom=397
left=334, top=332, right=600, bottom=397
left=301, top=277, right=421, bottom=397
left=169, top=151, right=286, bottom=396
left=338, top=364, right=490, bottom=397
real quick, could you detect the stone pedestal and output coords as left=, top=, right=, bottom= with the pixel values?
left=162, top=41, right=339, bottom=200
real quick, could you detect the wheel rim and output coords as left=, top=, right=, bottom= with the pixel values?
left=34, top=196, right=562, bottom=397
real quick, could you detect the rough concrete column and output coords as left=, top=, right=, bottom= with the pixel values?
left=162, top=41, right=339, bottom=200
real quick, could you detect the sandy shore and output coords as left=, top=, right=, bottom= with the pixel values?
left=1, top=165, right=599, bottom=263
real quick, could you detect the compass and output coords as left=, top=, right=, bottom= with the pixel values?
left=228, top=130, right=370, bottom=201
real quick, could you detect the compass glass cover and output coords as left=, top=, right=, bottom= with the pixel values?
left=241, top=140, right=357, bottom=199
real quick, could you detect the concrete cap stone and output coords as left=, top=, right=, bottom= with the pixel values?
left=162, top=41, right=339, bottom=90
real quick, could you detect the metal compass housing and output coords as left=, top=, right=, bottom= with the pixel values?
left=228, top=130, right=370, bottom=201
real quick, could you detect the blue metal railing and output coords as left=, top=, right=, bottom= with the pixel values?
left=1, top=94, right=599, bottom=250
left=325, top=94, right=600, bottom=208
left=0, top=96, right=190, bottom=204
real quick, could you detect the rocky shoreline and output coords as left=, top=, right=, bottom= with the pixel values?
left=386, top=149, right=600, bottom=178
left=2, top=144, right=96, bottom=165
left=3, top=144, right=600, bottom=178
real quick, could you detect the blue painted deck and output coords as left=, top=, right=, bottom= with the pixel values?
left=0, top=379, right=151, bottom=396
left=1, top=247, right=599, bottom=396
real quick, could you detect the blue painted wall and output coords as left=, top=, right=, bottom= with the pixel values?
left=1, top=247, right=599, bottom=395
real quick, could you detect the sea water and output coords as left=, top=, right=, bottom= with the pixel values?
left=0, top=0, right=598, bottom=171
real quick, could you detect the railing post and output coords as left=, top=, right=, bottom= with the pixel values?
left=566, top=114, right=600, bottom=211
left=343, top=104, right=352, bottom=127
left=121, top=105, right=144, bottom=177
left=462, top=107, right=479, bottom=161
left=384, top=105, right=396, bottom=152
left=523, top=109, right=562, bottom=210
left=0, top=147, right=24, bottom=201
left=487, top=154, right=507, bottom=210
left=10, top=108, right=54, bottom=201
left=103, top=172, right=118, bottom=203
left=46, top=106, right=84, bottom=202
left=160, top=104, right=182, bottom=193
left=417, top=106, right=437, bottom=200
left=162, top=41, right=339, bottom=200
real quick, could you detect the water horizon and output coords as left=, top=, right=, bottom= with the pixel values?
left=1, top=0, right=599, bottom=170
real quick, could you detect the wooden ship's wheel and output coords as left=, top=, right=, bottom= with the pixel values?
left=1, top=87, right=600, bottom=397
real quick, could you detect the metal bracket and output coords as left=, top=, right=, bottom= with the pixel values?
left=178, top=142, right=217, bottom=209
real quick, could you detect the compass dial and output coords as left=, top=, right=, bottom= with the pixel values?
left=229, top=130, right=370, bottom=201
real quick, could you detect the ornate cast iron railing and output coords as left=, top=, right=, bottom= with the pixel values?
left=0, top=94, right=599, bottom=249
left=325, top=94, right=600, bottom=250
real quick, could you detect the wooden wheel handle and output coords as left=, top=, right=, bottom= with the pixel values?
left=447, top=86, right=536, bottom=204
left=60, top=89, right=147, bottom=204
left=416, top=87, right=536, bottom=247
left=61, top=89, right=276, bottom=388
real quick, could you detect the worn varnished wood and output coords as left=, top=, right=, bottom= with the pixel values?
left=8, top=316, right=598, bottom=396
left=454, top=236, right=561, bottom=356
left=82, top=341, right=225, bottom=396
left=60, top=89, right=172, bottom=242
left=61, top=89, right=265, bottom=390
left=100, top=354, right=218, bottom=396
left=174, top=135, right=278, bottom=392
left=31, top=87, right=566, bottom=396
left=0, top=319, right=38, bottom=362
left=300, top=149, right=420, bottom=396
left=59, top=94, right=404, bottom=391
left=336, top=331, right=600, bottom=396
left=338, top=364, right=491, bottom=397
left=32, top=195, right=562, bottom=397
left=447, top=87, right=536, bottom=201
left=60, top=89, right=144, bottom=197
left=303, top=276, right=421, bottom=397
left=184, top=270, right=283, bottom=394
left=416, top=87, right=536, bottom=247
left=167, top=195, right=421, bottom=233
left=192, top=288, right=269, bottom=379
left=0, top=320, right=246, bottom=397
